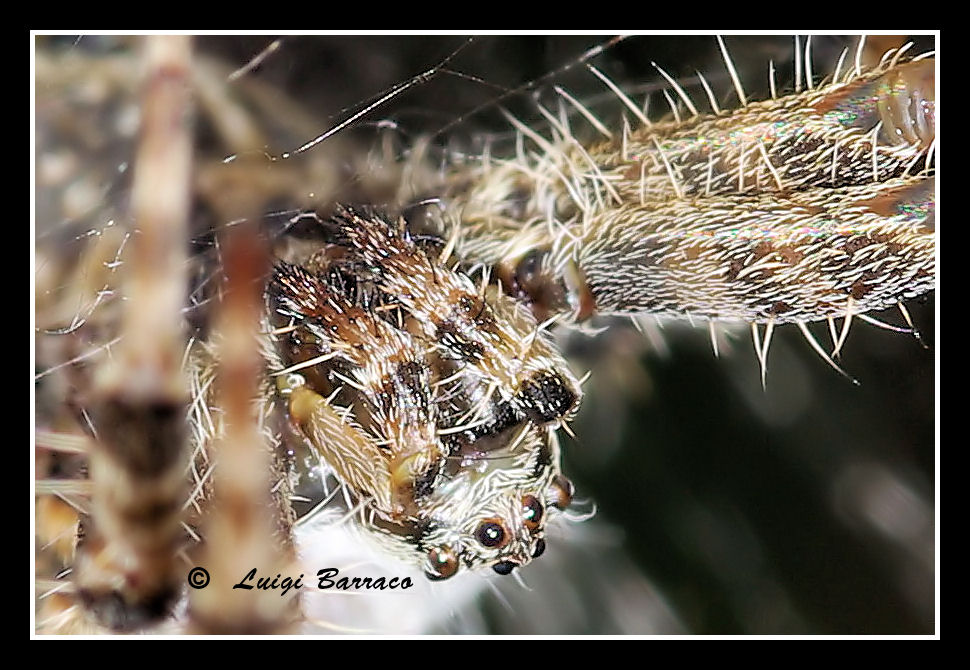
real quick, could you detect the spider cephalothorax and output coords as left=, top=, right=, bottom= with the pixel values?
left=265, top=206, right=580, bottom=579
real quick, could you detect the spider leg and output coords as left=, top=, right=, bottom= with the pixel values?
left=72, top=36, right=193, bottom=631
left=443, top=48, right=935, bottom=376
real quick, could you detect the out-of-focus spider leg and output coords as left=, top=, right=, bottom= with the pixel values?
left=72, top=35, right=193, bottom=630
left=187, top=221, right=300, bottom=634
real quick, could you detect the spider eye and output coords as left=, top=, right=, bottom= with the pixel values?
left=514, top=250, right=542, bottom=285
left=475, top=519, right=509, bottom=548
left=492, top=560, right=517, bottom=575
left=425, top=546, right=459, bottom=581
left=547, top=474, right=574, bottom=510
left=521, top=494, right=543, bottom=531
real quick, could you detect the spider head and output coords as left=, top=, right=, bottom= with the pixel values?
left=416, top=426, right=574, bottom=581
left=420, top=488, right=558, bottom=580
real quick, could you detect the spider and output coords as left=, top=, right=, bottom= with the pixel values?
left=33, top=34, right=936, bottom=635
